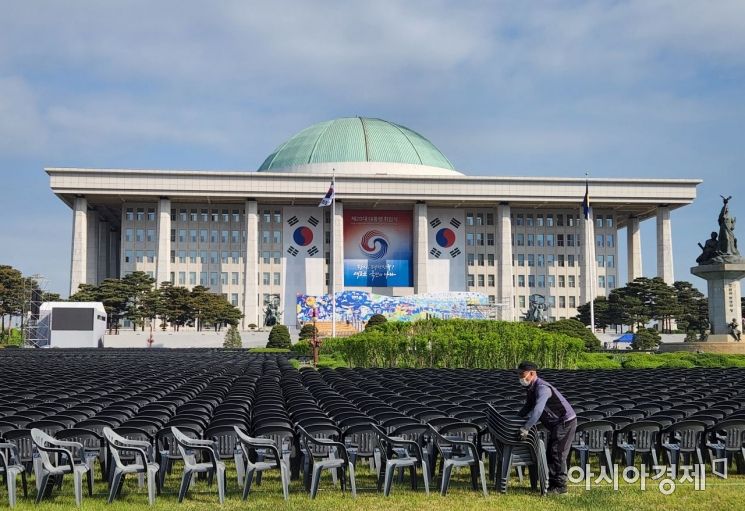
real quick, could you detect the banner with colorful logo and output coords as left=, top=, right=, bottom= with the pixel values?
left=343, top=209, right=413, bottom=287
left=427, top=208, right=466, bottom=292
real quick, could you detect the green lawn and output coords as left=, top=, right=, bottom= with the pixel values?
left=5, top=461, right=743, bottom=511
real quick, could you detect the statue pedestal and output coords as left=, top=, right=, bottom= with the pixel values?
left=690, top=262, right=745, bottom=339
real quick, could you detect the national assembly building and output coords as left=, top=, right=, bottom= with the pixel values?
left=48, top=117, right=701, bottom=329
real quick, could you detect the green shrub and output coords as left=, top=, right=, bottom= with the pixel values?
left=222, top=325, right=242, bottom=348
left=621, top=355, right=664, bottom=369
left=659, top=358, right=696, bottom=369
left=298, top=323, right=318, bottom=340
left=631, top=328, right=661, bottom=351
left=248, top=348, right=290, bottom=353
left=542, top=319, right=601, bottom=351
left=266, top=325, right=291, bottom=349
left=292, top=340, right=313, bottom=356
left=575, top=353, right=623, bottom=369
left=365, top=314, right=387, bottom=330
left=320, top=318, right=584, bottom=369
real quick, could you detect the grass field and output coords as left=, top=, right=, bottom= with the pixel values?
left=5, top=461, right=743, bottom=511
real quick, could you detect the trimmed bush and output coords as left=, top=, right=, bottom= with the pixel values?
left=575, top=353, right=623, bottom=369
left=542, top=319, right=601, bottom=351
left=365, top=314, right=387, bottom=330
left=266, top=325, right=291, bottom=349
left=298, top=323, right=318, bottom=341
left=222, top=325, right=242, bottom=348
left=320, top=318, right=584, bottom=369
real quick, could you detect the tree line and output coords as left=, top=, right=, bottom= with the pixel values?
left=576, top=277, right=709, bottom=336
left=0, top=265, right=60, bottom=339
left=70, top=271, right=243, bottom=333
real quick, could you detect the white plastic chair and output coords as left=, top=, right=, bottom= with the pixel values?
left=103, top=427, right=160, bottom=505
left=30, top=428, right=92, bottom=506
left=171, top=426, right=226, bottom=504
left=233, top=426, right=290, bottom=500
left=0, top=442, right=26, bottom=508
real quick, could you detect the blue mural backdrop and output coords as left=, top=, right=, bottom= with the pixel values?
left=296, top=291, right=491, bottom=323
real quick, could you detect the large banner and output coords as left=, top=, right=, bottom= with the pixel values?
left=427, top=208, right=466, bottom=292
left=297, top=291, right=490, bottom=323
left=344, top=209, right=413, bottom=287
left=282, top=207, right=325, bottom=324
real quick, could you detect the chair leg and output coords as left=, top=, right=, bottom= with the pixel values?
left=86, top=469, right=94, bottom=496
left=35, top=474, right=49, bottom=504
left=440, top=462, right=454, bottom=496
left=348, top=462, right=357, bottom=498
left=73, top=470, right=83, bottom=507
left=383, top=465, right=395, bottom=496
left=108, top=470, right=123, bottom=504
left=216, top=465, right=226, bottom=504
left=310, top=464, right=323, bottom=499
left=20, top=469, right=27, bottom=498
left=242, top=468, right=255, bottom=501
left=421, top=460, right=430, bottom=495
left=7, top=470, right=17, bottom=508
left=280, top=464, right=290, bottom=500
left=147, top=466, right=158, bottom=505
left=478, top=460, right=488, bottom=497
left=234, top=451, right=245, bottom=486
left=178, top=470, right=193, bottom=503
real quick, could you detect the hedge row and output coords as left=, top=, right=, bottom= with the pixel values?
left=576, top=352, right=745, bottom=370
left=300, top=319, right=585, bottom=369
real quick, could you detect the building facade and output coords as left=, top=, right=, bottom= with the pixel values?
left=48, top=117, right=700, bottom=327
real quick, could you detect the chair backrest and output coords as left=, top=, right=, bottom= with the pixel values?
left=204, top=426, right=240, bottom=458
left=714, top=419, right=745, bottom=450
left=55, top=428, right=104, bottom=450
left=3, top=429, right=34, bottom=462
left=619, top=421, right=660, bottom=450
left=341, top=424, right=377, bottom=455
left=576, top=420, right=615, bottom=450
left=30, top=428, right=67, bottom=471
left=667, top=420, right=707, bottom=450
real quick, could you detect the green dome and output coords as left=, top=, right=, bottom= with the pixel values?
left=258, top=117, right=455, bottom=172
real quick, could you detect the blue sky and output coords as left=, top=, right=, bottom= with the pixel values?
left=1, top=1, right=744, bottom=296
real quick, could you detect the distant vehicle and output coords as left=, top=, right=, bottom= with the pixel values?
left=36, top=302, right=107, bottom=348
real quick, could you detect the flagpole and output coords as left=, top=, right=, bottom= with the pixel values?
left=586, top=172, right=596, bottom=334
left=331, top=168, right=336, bottom=339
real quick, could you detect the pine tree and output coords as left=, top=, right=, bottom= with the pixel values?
left=223, top=325, right=242, bottom=348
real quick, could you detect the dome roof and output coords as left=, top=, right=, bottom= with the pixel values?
left=258, top=117, right=459, bottom=175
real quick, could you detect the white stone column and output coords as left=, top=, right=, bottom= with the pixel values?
left=97, top=219, right=110, bottom=282
left=243, top=200, right=259, bottom=329
left=70, top=197, right=88, bottom=296
left=413, top=202, right=428, bottom=294
left=496, top=203, right=514, bottom=320
left=657, top=206, right=675, bottom=284
left=627, top=216, right=643, bottom=283
left=155, top=198, right=171, bottom=286
left=580, top=207, right=596, bottom=307
left=86, top=210, right=99, bottom=285
left=331, top=201, right=344, bottom=295
left=110, top=227, right=121, bottom=278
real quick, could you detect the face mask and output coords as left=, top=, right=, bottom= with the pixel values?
left=519, top=377, right=531, bottom=387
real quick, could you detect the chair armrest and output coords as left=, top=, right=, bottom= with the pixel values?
left=182, top=438, right=216, bottom=448
left=120, top=438, right=152, bottom=449
left=43, top=446, right=77, bottom=468
left=0, top=442, right=21, bottom=464
left=116, top=446, right=151, bottom=466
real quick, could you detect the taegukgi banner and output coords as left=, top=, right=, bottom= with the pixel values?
left=343, top=209, right=413, bottom=287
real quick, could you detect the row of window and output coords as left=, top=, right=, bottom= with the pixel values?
left=166, top=271, right=282, bottom=287
left=511, top=253, right=615, bottom=268
left=171, top=208, right=243, bottom=224
left=512, top=213, right=614, bottom=229
left=511, top=274, right=616, bottom=289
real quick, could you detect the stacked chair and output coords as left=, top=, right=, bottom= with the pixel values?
left=486, top=404, right=549, bottom=495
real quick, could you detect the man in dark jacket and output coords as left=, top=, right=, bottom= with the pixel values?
left=516, top=361, right=577, bottom=495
